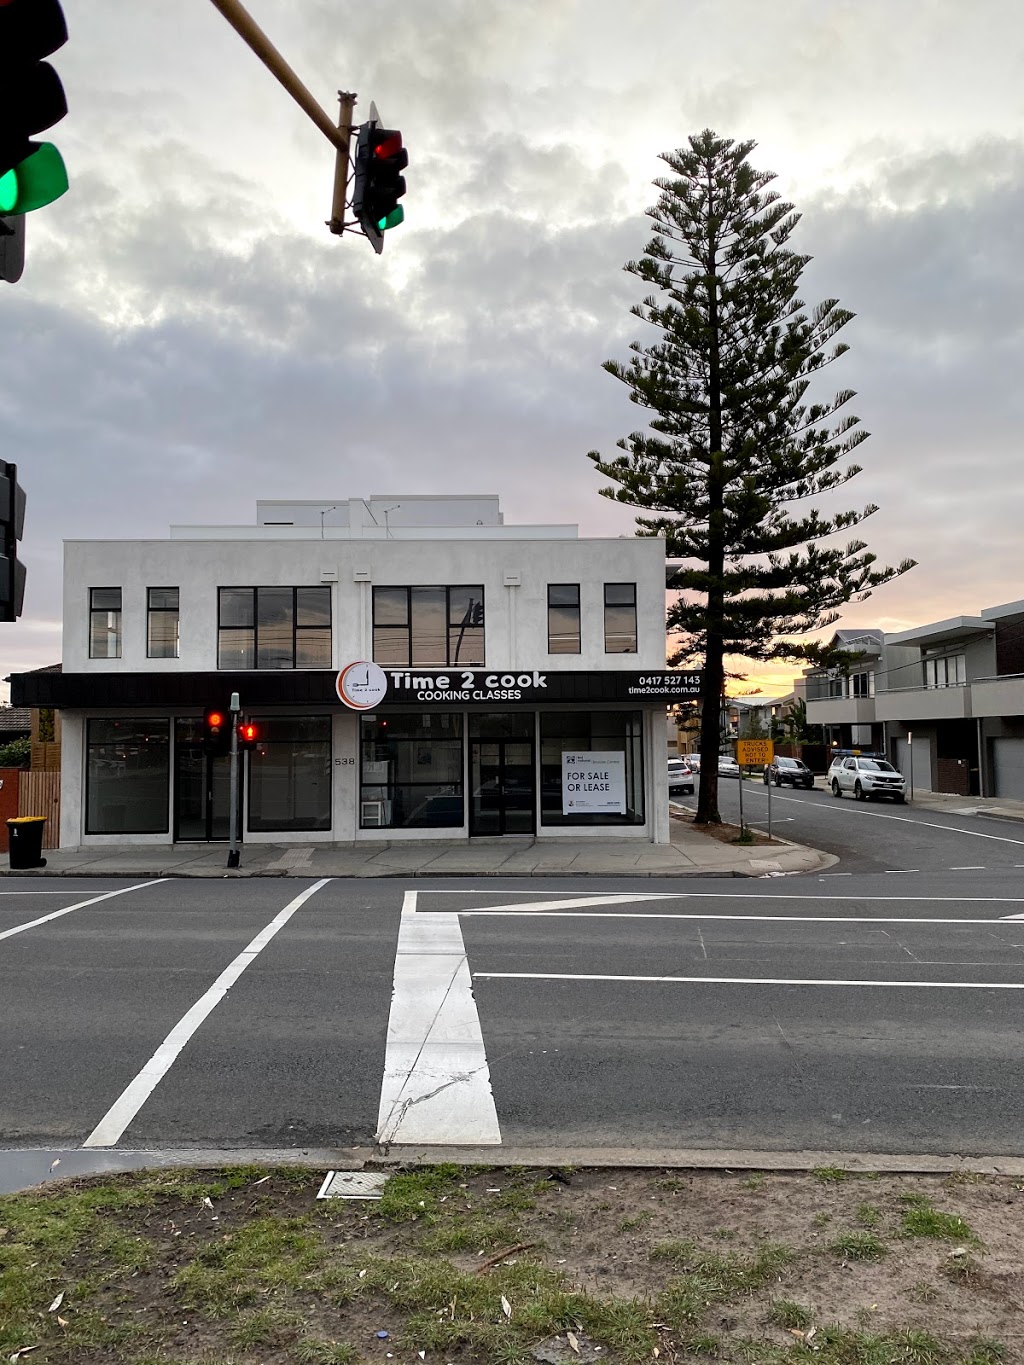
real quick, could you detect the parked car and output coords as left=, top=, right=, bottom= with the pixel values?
left=686, top=753, right=701, bottom=773
left=828, top=754, right=907, bottom=802
left=717, top=755, right=741, bottom=777
left=667, top=757, right=694, bottom=795
left=763, top=756, right=815, bottom=789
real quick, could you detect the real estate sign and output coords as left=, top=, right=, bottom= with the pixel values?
left=561, top=750, right=626, bottom=815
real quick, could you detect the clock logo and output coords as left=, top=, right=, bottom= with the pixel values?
left=336, top=661, right=388, bottom=710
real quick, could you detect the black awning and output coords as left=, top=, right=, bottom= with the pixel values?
left=10, top=667, right=702, bottom=710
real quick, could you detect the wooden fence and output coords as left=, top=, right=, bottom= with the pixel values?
left=19, top=771, right=61, bottom=848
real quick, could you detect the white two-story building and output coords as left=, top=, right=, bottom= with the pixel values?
left=12, top=495, right=698, bottom=847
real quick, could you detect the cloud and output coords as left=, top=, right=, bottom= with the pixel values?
left=3, top=0, right=1023, bottom=697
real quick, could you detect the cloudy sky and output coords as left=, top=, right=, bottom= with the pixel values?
left=3, top=0, right=1023, bottom=698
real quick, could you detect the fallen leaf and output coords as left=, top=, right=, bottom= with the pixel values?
left=9, top=1349, right=39, bottom=1362
left=501, top=1295, right=512, bottom=1319
left=358, top=1269, right=368, bottom=1279
left=787, top=1330, right=805, bottom=1340
left=806, top=1328, right=817, bottom=1344
left=567, top=1330, right=580, bottom=1354
left=56, top=1318, right=68, bottom=1329
left=251, top=1176, right=271, bottom=1187
left=418, top=1354, right=426, bottom=1361
left=47, top=1293, right=64, bottom=1313
left=653, top=1349, right=660, bottom=1360
left=201, top=1197, right=214, bottom=1210
left=48, top=1159, right=60, bottom=1173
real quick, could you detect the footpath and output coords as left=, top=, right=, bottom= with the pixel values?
left=0, top=809, right=833, bottom=879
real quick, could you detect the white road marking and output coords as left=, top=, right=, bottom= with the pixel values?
left=377, top=890, right=500, bottom=1147
left=447, top=893, right=679, bottom=916
left=0, top=881, right=165, bottom=942
left=82, top=878, right=331, bottom=1148
left=474, top=971, right=1024, bottom=990
left=740, top=788, right=1024, bottom=845
left=950, top=866, right=986, bottom=871
left=0, top=890, right=96, bottom=895
left=885, top=869, right=919, bottom=874
left=460, top=911, right=1024, bottom=925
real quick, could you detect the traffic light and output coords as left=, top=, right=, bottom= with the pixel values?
left=0, top=0, right=70, bottom=217
left=0, top=460, right=26, bottom=622
left=0, top=214, right=25, bottom=284
left=203, top=707, right=231, bottom=756
left=237, top=720, right=259, bottom=751
left=351, top=120, right=407, bottom=254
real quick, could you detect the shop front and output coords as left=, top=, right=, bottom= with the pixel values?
left=13, top=665, right=701, bottom=847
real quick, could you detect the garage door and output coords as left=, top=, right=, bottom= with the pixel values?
left=992, top=738, right=1024, bottom=799
left=894, top=738, right=932, bottom=792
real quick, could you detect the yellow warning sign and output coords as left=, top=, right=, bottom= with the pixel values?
left=735, top=739, right=774, bottom=767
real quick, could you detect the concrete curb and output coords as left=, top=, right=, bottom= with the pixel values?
left=8, top=1142, right=1024, bottom=1195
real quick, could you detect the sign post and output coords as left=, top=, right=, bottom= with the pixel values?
left=736, top=739, right=774, bottom=839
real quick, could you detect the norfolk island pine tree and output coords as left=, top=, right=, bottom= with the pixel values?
left=589, top=130, right=914, bottom=824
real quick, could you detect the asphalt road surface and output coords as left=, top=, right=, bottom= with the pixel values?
left=705, top=773, right=1024, bottom=877
left=4, top=845, right=1024, bottom=1157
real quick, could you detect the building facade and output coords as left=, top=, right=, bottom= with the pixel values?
left=803, top=602, right=1024, bottom=798
left=12, top=496, right=697, bottom=846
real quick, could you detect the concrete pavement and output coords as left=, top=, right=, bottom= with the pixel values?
left=0, top=813, right=835, bottom=879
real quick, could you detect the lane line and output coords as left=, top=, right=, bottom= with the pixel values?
left=82, top=878, right=331, bottom=1148
left=474, top=971, right=1024, bottom=990
left=735, top=788, right=1024, bottom=846
left=460, top=911, right=1024, bottom=925
left=377, top=890, right=500, bottom=1147
left=0, top=890, right=102, bottom=895
left=0, top=881, right=165, bottom=942
left=950, top=866, right=986, bottom=871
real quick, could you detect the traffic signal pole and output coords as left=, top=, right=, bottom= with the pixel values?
left=206, top=0, right=355, bottom=231
left=227, top=690, right=241, bottom=869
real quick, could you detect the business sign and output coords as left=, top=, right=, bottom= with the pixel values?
left=336, top=661, right=389, bottom=710
left=562, top=750, right=626, bottom=815
left=373, top=667, right=702, bottom=707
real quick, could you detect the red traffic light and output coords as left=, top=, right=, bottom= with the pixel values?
left=374, top=132, right=404, bottom=160
left=207, top=711, right=224, bottom=730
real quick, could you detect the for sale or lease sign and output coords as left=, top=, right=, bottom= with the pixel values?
left=561, top=750, right=626, bottom=815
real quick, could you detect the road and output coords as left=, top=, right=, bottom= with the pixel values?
left=3, top=844, right=1024, bottom=1159
left=706, top=773, right=1024, bottom=877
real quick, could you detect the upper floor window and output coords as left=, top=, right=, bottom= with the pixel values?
left=147, top=587, right=179, bottom=659
left=373, top=586, right=484, bottom=667
left=548, top=584, right=580, bottom=654
left=218, top=587, right=332, bottom=670
left=89, top=587, right=121, bottom=659
left=850, top=671, right=875, bottom=698
left=604, top=582, right=637, bottom=654
left=924, top=653, right=965, bottom=688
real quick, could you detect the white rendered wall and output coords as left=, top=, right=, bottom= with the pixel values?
left=62, top=536, right=668, bottom=674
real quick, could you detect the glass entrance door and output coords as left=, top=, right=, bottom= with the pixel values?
left=174, top=719, right=238, bottom=842
left=470, top=738, right=535, bottom=835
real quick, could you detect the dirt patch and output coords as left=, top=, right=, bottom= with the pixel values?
left=2, top=1163, right=1022, bottom=1363
left=673, top=809, right=788, bottom=848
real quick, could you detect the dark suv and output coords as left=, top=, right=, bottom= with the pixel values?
left=763, top=756, right=815, bottom=789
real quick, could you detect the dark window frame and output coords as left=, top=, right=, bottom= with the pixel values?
left=603, top=582, right=638, bottom=654
left=89, top=587, right=122, bottom=660
left=360, top=712, right=465, bottom=829
left=246, top=714, right=332, bottom=832
left=217, top=586, right=332, bottom=670
left=372, top=585, right=485, bottom=667
left=85, top=717, right=170, bottom=835
left=547, top=583, right=581, bottom=654
left=147, top=587, right=180, bottom=659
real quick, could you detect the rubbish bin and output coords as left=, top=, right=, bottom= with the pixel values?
left=7, top=816, right=47, bottom=869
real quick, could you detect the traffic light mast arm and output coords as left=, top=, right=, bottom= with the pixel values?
left=207, top=0, right=350, bottom=153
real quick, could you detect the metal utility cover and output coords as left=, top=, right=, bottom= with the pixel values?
left=316, top=1169, right=391, bottom=1200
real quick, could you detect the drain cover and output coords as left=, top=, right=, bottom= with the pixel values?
left=316, top=1170, right=391, bottom=1200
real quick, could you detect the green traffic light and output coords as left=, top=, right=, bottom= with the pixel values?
left=0, top=142, right=69, bottom=215
left=377, top=205, right=404, bottom=231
